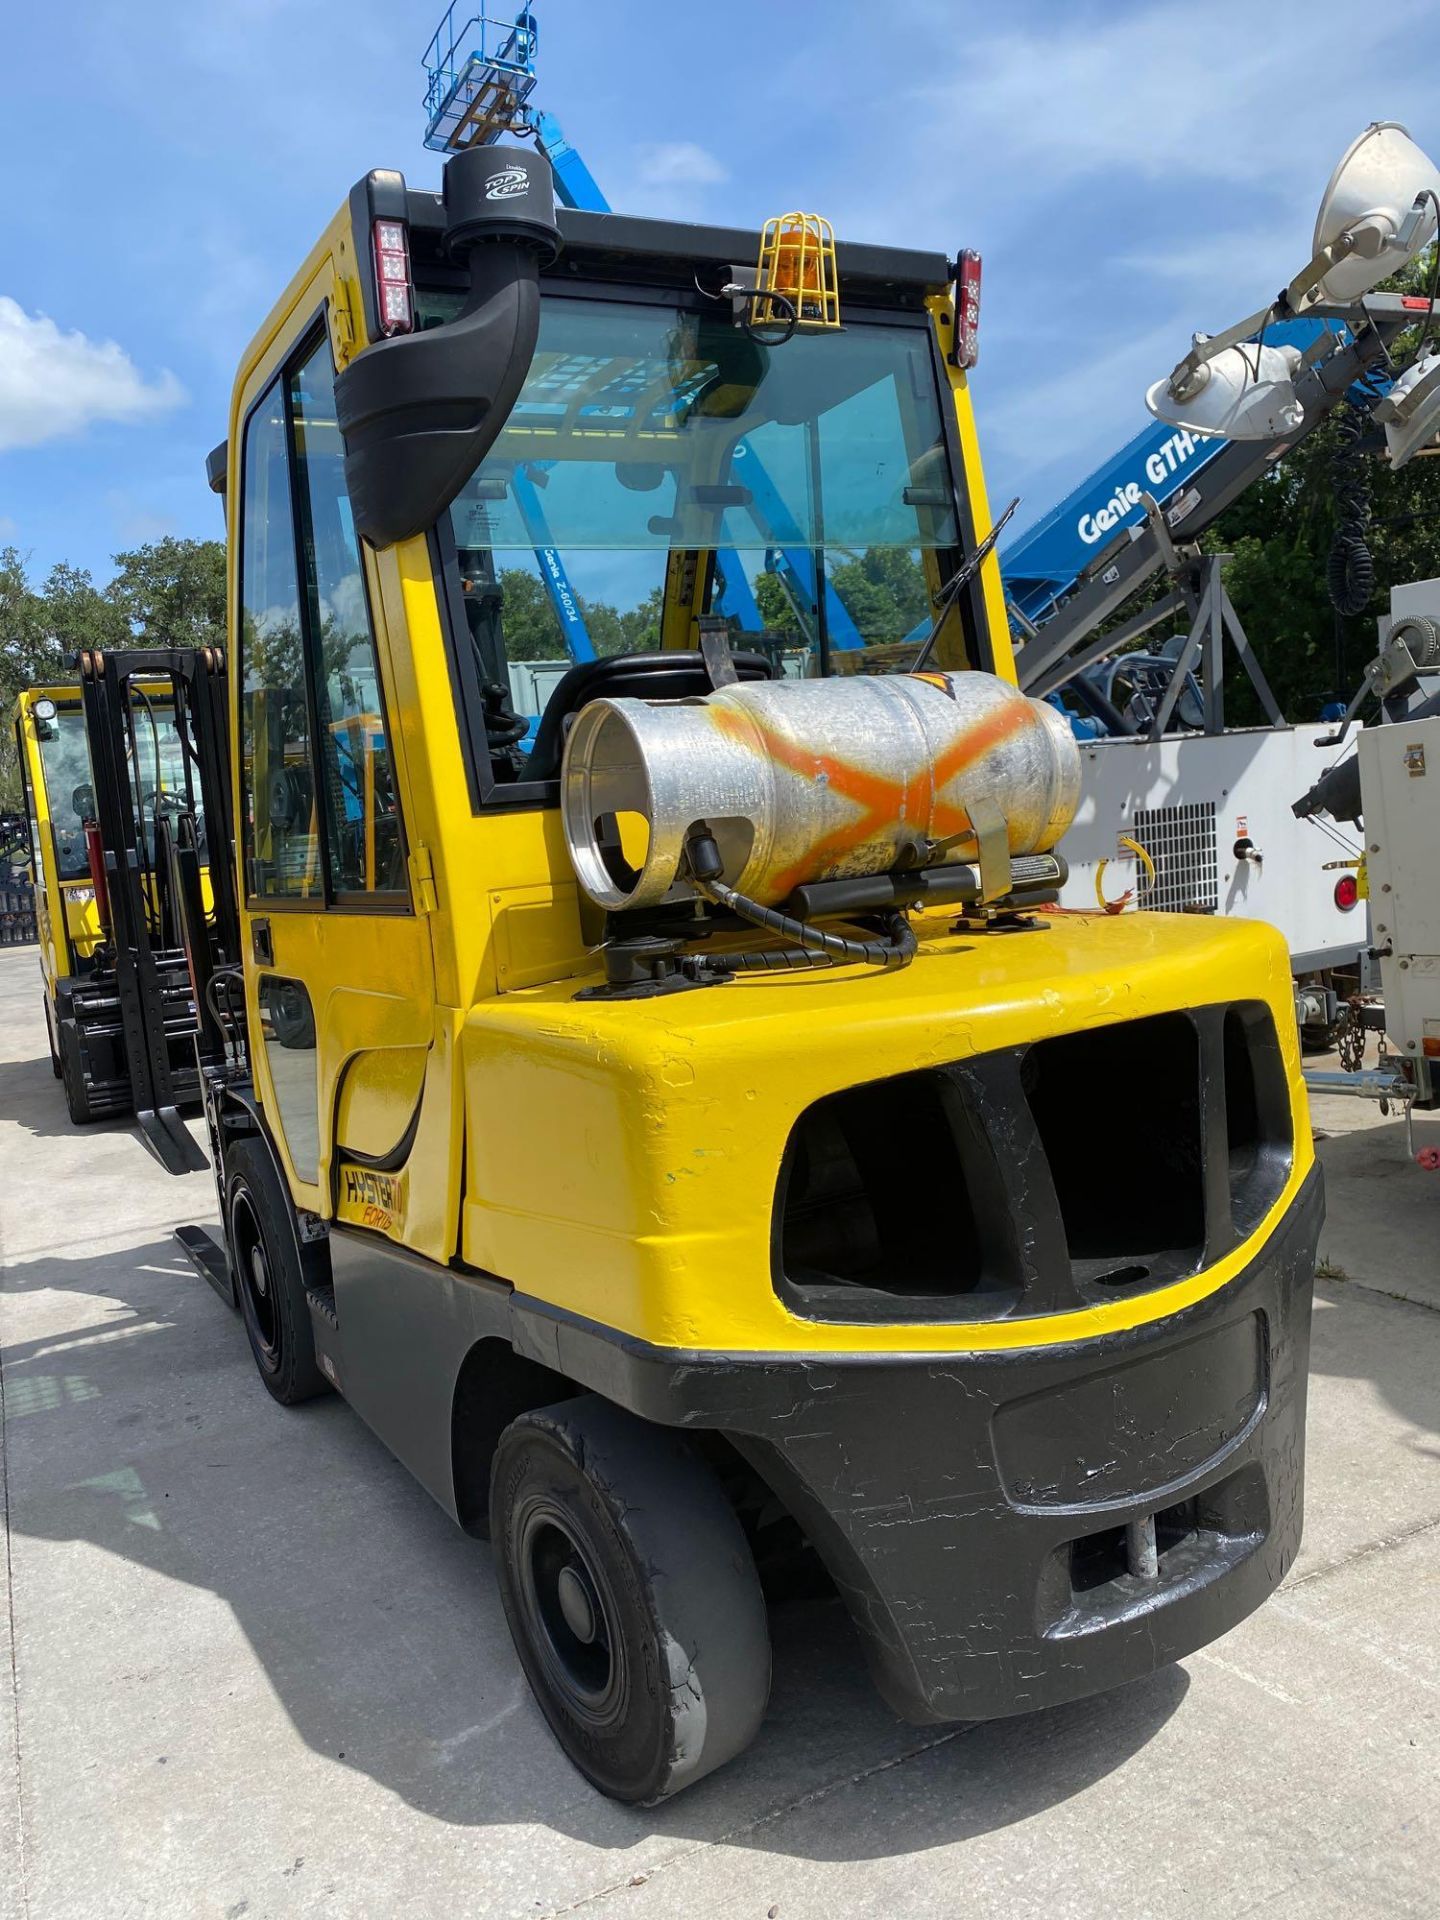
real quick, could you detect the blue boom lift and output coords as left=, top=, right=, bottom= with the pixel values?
left=421, top=8, right=867, bottom=664
left=1002, top=319, right=1340, bottom=633
left=999, top=306, right=1426, bottom=736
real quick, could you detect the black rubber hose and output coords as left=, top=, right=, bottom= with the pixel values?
left=704, top=944, right=836, bottom=976
left=698, top=876, right=917, bottom=972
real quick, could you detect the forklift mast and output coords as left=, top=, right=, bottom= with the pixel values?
left=74, top=646, right=239, bottom=1172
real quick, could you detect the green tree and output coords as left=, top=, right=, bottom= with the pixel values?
left=496, top=567, right=565, bottom=661
left=0, top=537, right=229, bottom=807
left=38, top=560, right=130, bottom=655
left=109, top=536, right=226, bottom=646
left=752, top=568, right=800, bottom=639
left=1, top=548, right=63, bottom=807
left=495, top=570, right=664, bottom=661
left=829, top=548, right=930, bottom=642
left=749, top=550, right=930, bottom=648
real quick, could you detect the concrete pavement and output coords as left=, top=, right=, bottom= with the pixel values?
left=1, top=944, right=1437, bottom=1919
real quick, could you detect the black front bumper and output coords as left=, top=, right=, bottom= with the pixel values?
left=514, top=1164, right=1321, bottom=1725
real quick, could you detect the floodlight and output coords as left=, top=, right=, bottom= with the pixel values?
left=1311, top=122, right=1440, bottom=304
left=1146, top=341, right=1305, bottom=440
left=1151, top=122, right=1440, bottom=435
left=1376, top=347, right=1440, bottom=467
left=33, top=698, right=57, bottom=722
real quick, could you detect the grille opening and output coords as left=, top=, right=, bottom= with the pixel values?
left=1224, top=1004, right=1293, bottom=1235
left=1022, top=1013, right=1205, bottom=1271
left=1131, top=801, right=1219, bottom=914
left=1068, top=1499, right=1202, bottom=1596
left=775, top=1071, right=1011, bottom=1319
left=1090, top=1263, right=1150, bottom=1289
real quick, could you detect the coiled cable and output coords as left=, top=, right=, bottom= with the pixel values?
left=1327, top=401, right=1376, bottom=617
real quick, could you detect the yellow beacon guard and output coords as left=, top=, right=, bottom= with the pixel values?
left=754, top=212, right=840, bottom=332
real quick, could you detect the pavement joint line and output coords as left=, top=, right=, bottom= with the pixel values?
left=1316, top=1271, right=1440, bottom=1317
left=536, top=1727, right=969, bottom=1919
left=1285, top=1507, right=1440, bottom=1592
left=0, top=1269, right=32, bottom=1918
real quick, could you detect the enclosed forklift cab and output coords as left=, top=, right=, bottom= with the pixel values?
left=12, top=655, right=237, bottom=1170
left=189, top=146, right=1321, bottom=1804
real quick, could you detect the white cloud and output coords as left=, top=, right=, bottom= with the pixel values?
left=855, top=0, right=1440, bottom=519
left=636, top=142, right=728, bottom=187
left=103, top=489, right=177, bottom=545
left=914, top=0, right=1434, bottom=194
left=0, top=298, right=185, bottom=454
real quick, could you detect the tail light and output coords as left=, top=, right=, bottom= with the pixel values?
left=1334, top=872, right=1359, bottom=911
left=953, top=250, right=982, bottom=370
left=372, top=219, right=414, bottom=338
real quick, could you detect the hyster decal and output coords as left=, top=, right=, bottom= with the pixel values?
left=341, top=1165, right=402, bottom=1233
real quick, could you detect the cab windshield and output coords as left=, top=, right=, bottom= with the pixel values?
left=437, top=294, right=969, bottom=756
left=36, top=703, right=204, bottom=880
left=35, top=711, right=93, bottom=880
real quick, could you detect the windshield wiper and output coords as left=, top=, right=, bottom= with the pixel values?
left=911, top=496, right=1021, bottom=673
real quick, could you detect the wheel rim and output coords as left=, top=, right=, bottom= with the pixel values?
left=515, top=1501, right=627, bottom=1726
left=231, top=1188, right=281, bottom=1372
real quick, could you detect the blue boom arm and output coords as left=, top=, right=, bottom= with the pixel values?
left=1000, top=318, right=1352, bottom=633
left=527, top=96, right=865, bottom=651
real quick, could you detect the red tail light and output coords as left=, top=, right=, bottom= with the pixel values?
left=1334, top=873, right=1359, bottom=911
left=372, top=219, right=414, bottom=338
left=954, top=250, right=982, bottom=370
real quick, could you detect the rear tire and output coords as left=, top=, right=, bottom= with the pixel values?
left=490, top=1394, right=771, bottom=1804
left=225, top=1136, right=330, bottom=1406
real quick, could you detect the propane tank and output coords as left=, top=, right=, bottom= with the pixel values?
left=562, top=670, right=1081, bottom=911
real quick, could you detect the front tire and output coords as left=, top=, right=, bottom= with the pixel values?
left=57, top=1021, right=95, bottom=1124
left=490, top=1395, right=771, bottom=1803
left=225, top=1136, right=330, bottom=1406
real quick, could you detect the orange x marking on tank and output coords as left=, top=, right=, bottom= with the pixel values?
left=709, top=690, right=1035, bottom=897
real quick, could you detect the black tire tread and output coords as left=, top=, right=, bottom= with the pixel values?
left=58, top=1024, right=94, bottom=1124
left=226, top=1135, right=330, bottom=1406
left=491, top=1394, right=770, bottom=1804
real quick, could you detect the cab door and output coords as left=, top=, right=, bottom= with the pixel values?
left=234, top=306, right=435, bottom=1223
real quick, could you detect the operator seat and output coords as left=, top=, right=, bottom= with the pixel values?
left=525, top=649, right=773, bottom=783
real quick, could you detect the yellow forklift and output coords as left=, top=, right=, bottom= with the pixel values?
left=12, top=656, right=236, bottom=1168
left=179, top=144, right=1322, bottom=1802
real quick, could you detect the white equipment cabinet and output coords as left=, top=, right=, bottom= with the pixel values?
left=1358, top=713, right=1440, bottom=1096
left=1059, top=724, right=1367, bottom=980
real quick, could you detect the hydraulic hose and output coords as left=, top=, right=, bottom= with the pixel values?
left=1327, top=404, right=1376, bottom=618
left=697, top=874, right=918, bottom=972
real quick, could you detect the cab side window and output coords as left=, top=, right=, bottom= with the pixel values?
left=238, top=328, right=406, bottom=907
left=240, top=380, right=320, bottom=899
left=290, top=341, right=405, bottom=898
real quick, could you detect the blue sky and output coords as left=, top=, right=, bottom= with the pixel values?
left=4, top=0, right=1440, bottom=583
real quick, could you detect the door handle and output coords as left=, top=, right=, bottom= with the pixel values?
left=252, top=917, right=274, bottom=966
